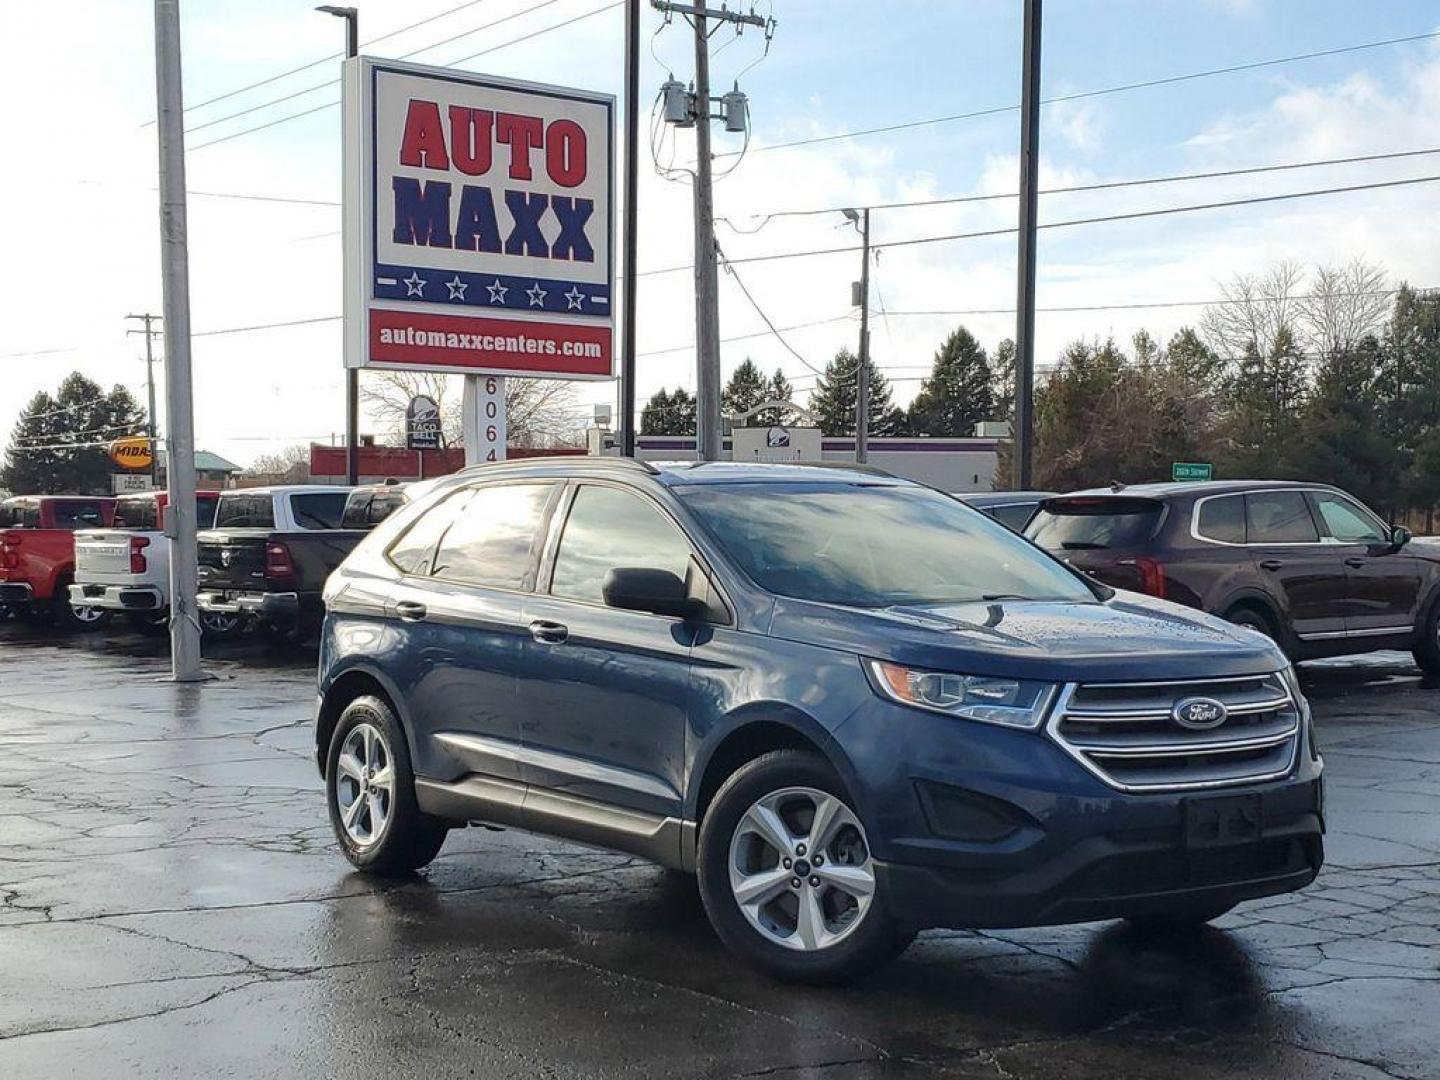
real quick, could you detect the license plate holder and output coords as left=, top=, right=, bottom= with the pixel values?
left=1184, top=794, right=1262, bottom=850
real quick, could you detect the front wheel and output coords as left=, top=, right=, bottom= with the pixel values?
left=697, top=750, right=912, bottom=984
left=1412, top=598, right=1440, bottom=675
left=1125, top=903, right=1235, bottom=933
left=325, top=694, right=448, bottom=875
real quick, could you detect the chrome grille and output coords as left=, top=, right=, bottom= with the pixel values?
left=1048, top=672, right=1300, bottom=792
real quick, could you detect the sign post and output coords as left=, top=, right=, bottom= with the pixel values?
left=462, top=376, right=507, bottom=464
left=1172, top=462, right=1214, bottom=482
left=342, top=57, right=614, bottom=466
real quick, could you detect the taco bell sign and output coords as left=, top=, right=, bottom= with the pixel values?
left=343, top=57, right=614, bottom=379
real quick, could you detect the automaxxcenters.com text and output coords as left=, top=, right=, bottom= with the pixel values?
left=377, top=324, right=603, bottom=358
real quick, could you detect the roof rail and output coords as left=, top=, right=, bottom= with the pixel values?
left=457, top=455, right=658, bottom=477
left=795, top=461, right=898, bottom=479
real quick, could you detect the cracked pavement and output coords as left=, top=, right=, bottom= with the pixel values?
left=1, top=625, right=1439, bottom=1079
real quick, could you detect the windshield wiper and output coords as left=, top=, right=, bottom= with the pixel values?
left=1060, top=541, right=1109, bottom=550
left=981, top=593, right=1028, bottom=601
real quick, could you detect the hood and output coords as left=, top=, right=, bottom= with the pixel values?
left=767, top=589, right=1284, bottom=682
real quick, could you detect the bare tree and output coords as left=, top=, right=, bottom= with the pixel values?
left=1297, top=259, right=1390, bottom=357
left=360, top=371, right=584, bottom=448
left=247, top=443, right=310, bottom=474
left=1201, top=259, right=1306, bottom=358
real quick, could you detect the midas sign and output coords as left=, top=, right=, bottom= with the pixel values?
left=109, top=437, right=152, bottom=470
left=344, top=57, right=614, bottom=380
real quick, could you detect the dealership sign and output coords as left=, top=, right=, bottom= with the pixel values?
left=343, top=57, right=614, bottom=379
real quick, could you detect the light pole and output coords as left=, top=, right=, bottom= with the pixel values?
left=620, top=0, right=640, bottom=457
left=319, top=5, right=360, bottom=485
left=843, top=208, right=871, bottom=463
left=1012, top=0, right=1042, bottom=490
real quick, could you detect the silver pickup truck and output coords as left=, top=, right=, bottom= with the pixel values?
left=70, top=490, right=240, bottom=636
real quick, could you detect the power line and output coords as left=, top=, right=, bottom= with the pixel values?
left=648, top=172, right=1440, bottom=276
left=192, top=315, right=342, bottom=338
left=715, top=243, right=827, bottom=374
left=183, top=0, right=569, bottom=136
left=189, top=1, right=622, bottom=152
left=638, top=313, right=856, bottom=358
left=719, top=146, right=1440, bottom=226
left=149, top=0, right=493, bottom=123
left=725, top=29, right=1440, bottom=158
left=875, top=287, right=1409, bottom=319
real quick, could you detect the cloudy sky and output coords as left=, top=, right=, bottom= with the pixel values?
left=3, top=0, right=1439, bottom=467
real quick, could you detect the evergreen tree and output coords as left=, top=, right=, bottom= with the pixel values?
left=754, top=368, right=797, bottom=427
left=905, top=327, right=995, bottom=436
left=807, top=348, right=902, bottom=436
left=639, top=387, right=695, bottom=435
left=1, top=374, right=146, bottom=495
left=991, top=338, right=1016, bottom=424
left=1219, top=327, right=1309, bottom=478
left=721, top=358, right=770, bottom=422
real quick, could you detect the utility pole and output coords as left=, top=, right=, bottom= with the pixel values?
left=620, top=0, right=641, bottom=457
left=152, top=0, right=207, bottom=682
left=653, top=1, right=768, bottom=461
left=319, top=6, right=360, bottom=484
left=847, top=209, right=872, bottom=463
left=1012, top=0, right=1042, bottom=490
left=126, top=313, right=162, bottom=487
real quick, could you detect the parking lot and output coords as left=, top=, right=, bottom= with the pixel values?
left=0, top=622, right=1434, bottom=1079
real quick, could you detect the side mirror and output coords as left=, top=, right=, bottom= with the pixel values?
left=602, top=567, right=701, bottom=619
left=1391, top=525, right=1412, bottom=550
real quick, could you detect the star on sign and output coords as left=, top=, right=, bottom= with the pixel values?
left=526, top=283, right=547, bottom=308
left=445, top=276, right=468, bottom=301
left=403, top=272, right=426, bottom=297
left=563, top=287, right=585, bottom=311
left=486, top=278, right=508, bottom=304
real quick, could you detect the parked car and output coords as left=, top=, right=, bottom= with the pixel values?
left=1026, top=480, right=1440, bottom=670
left=956, top=490, right=1056, bottom=532
left=0, top=495, right=115, bottom=629
left=196, top=485, right=400, bottom=642
left=313, top=459, right=1322, bottom=983
left=69, top=489, right=242, bottom=636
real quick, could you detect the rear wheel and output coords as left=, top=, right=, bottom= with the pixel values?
left=200, top=612, right=243, bottom=639
left=53, top=587, right=110, bottom=632
left=128, top=610, right=169, bottom=635
left=1412, top=597, right=1440, bottom=675
left=325, top=694, right=448, bottom=874
left=697, top=750, right=912, bottom=984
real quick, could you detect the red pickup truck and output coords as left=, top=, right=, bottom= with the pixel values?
left=0, top=495, right=116, bottom=629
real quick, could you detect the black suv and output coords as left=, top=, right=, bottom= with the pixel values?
left=1027, top=480, right=1438, bottom=669
left=315, top=461, right=1322, bottom=982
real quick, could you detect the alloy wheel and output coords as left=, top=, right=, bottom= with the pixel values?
left=334, top=722, right=395, bottom=848
left=727, top=786, right=875, bottom=952
left=70, top=604, right=105, bottom=625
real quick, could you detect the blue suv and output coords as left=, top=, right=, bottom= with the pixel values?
left=315, top=460, right=1323, bottom=982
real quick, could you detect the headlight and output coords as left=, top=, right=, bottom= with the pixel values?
left=865, top=660, right=1058, bottom=729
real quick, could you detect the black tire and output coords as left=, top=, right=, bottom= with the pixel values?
left=696, top=749, right=913, bottom=984
left=1224, top=604, right=1275, bottom=639
left=1412, top=597, right=1440, bottom=675
left=259, top=616, right=318, bottom=647
left=325, top=694, right=448, bottom=875
left=128, top=610, right=170, bottom=635
left=52, top=586, right=111, bottom=632
left=200, top=612, right=243, bottom=639
left=1125, top=903, right=1235, bottom=933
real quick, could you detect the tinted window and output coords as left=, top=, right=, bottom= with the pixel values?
left=432, top=483, right=554, bottom=589
left=1245, top=491, right=1318, bottom=544
left=1313, top=492, right=1385, bottom=544
left=677, top=482, right=1094, bottom=608
left=388, top=490, right=472, bottom=577
left=369, top=491, right=406, bottom=525
left=341, top=494, right=372, bottom=529
left=1196, top=495, right=1246, bottom=544
left=290, top=492, right=347, bottom=530
left=195, top=495, right=219, bottom=530
left=0, top=502, right=11, bottom=527
left=52, top=501, right=107, bottom=530
left=214, top=494, right=275, bottom=529
left=551, top=486, right=694, bottom=605
left=987, top=503, right=1037, bottom=532
left=1026, top=497, right=1164, bottom=551
left=20, top=503, right=40, bottom=528
left=114, top=498, right=159, bottom=531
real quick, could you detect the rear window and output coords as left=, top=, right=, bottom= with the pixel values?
left=987, top=502, right=1038, bottom=532
left=1245, top=491, right=1318, bottom=544
left=52, top=501, right=108, bottom=530
left=214, top=494, right=275, bottom=529
left=196, top=495, right=219, bottom=529
left=341, top=494, right=372, bottom=529
left=114, top=498, right=160, bottom=531
left=1196, top=495, right=1246, bottom=544
left=1026, top=497, right=1164, bottom=551
left=290, top=492, right=348, bottom=530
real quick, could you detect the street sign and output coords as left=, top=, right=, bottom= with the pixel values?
left=111, top=473, right=153, bottom=494
left=343, top=57, right=614, bottom=380
left=109, top=436, right=153, bottom=471
left=405, top=394, right=442, bottom=448
left=1173, top=462, right=1213, bottom=481
left=732, top=426, right=822, bottom=462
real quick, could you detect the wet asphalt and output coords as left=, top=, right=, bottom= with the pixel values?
left=0, top=621, right=1438, bottom=1079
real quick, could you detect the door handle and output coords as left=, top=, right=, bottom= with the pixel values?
left=1258, top=560, right=1283, bottom=572
left=529, top=619, right=569, bottom=644
left=395, top=600, right=427, bottom=622
left=1344, top=557, right=1366, bottom=569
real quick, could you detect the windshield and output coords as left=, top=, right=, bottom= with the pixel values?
left=1026, top=497, right=1164, bottom=551
left=675, top=482, right=1096, bottom=608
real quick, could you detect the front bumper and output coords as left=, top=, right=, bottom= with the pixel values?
left=197, top=590, right=300, bottom=624
left=69, top=584, right=164, bottom=612
left=0, top=582, right=34, bottom=605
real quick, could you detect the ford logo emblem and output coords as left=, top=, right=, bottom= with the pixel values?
left=1173, top=696, right=1228, bottom=731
